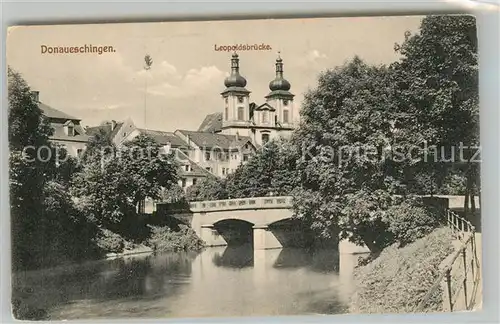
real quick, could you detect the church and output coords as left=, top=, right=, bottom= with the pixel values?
left=41, top=52, right=298, bottom=190
left=198, top=52, right=298, bottom=146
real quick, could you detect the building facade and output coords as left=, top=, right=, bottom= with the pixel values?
left=33, top=91, right=90, bottom=157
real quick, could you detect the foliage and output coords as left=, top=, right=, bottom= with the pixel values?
left=393, top=15, right=479, bottom=199
left=146, top=225, right=205, bottom=252
left=95, top=228, right=126, bottom=253
left=185, top=176, right=228, bottom=201
left=71, top=134, right=179, bottom=226
left=384, top=197, right=442, bottom=247
left=226, top=138, right=300, bottom=198
left=350, top=227, right=455, bottom=313
left=291, top=57, right=401, bottom=248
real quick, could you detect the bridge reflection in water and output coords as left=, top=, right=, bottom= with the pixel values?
left=23, top=244, right=361, bottom=319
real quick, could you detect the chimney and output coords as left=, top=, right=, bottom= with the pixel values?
left=186, top=134, right=190, bottom=146
left=30, top=90, right=40, bottom=102
left=235, top=131, right=239, bottom=141
left=111, top=120, right=117, bottom=130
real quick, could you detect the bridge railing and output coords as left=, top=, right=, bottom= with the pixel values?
left=415, top=209, right=481, bottom=312
left=188, top=196, right=293, bottom=213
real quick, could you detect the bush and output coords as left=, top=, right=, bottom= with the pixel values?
left=350, top=227, right=455, bottom=314
left=95, top=228, right=125, bottom=253
left=146, top=225, right=205, bottom=252
left=384, top=197, right=442, bottom=247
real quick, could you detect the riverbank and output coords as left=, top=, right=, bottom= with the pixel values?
left=349, top=227, right=455, bottom=314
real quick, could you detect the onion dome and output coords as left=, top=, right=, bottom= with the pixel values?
left=269, top=53, right=291, bottom=91
left=224, top=52, right=247, bottom=88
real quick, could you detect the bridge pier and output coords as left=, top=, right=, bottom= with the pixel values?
left=253, top=225, right=282, bottom=250
left=200, top=224, right=227, bottom=247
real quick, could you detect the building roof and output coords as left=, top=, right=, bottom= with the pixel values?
left=50, top=123, right=89, bottom=143
left=198, top=112, right=223, bottom=133
left=39, top=102, right=80, bottom=120
left=85, top=121, right=125, bottom=141
left=138, top=129, right=188, bottom=148
left=177, top=129, right=253, bottom=150
left=175, top=149, right=212, bottom=177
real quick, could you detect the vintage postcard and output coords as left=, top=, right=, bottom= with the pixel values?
left=7, top=15, right=481, bottom=320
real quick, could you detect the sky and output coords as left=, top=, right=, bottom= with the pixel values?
left=7, top=16, right=423, bottom=132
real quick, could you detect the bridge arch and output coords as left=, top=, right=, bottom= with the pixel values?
left=212, top=219, right=255, bottom=246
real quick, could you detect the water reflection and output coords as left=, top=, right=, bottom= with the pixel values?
left=13, top=246, right=361, bottom=320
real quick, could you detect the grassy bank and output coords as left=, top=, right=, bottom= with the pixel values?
left=349, top=227, right=455, bottom=314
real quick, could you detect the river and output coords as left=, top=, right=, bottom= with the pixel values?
left=12, top=245, right=362, bottom=320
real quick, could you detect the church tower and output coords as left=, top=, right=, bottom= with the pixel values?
left=261, top=53, right=296, bottom=142
left=221, top=53, right=252, bottom=137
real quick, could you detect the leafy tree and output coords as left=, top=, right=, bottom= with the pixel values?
left=392, top=15, right=479, bottom=209
left=226, top=138, right=300, bottom=198
left=185, top=176, right=228, bottom=201
left=72, top=134, right=179, bottom=228
left=291, top=57, right=402, bottom=251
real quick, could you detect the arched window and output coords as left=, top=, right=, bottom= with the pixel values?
left=262, top=133, right=270, bottom=144
left=237, top=107, right=245, bottom=121
left=225, top=106, right=228, bottom=121
left=283, top=110, right=289, bottom=123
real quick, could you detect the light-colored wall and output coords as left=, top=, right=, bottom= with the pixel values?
left=51, top=140, right=87, bottom=157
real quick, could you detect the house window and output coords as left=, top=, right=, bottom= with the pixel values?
left=192, top=178, right=198, bottom=186
left=184, top=165, right=191, bottom=172
left=205, top=151, right=211, bottom=161
left=206, top=167, right=212, bottom=172
left=283, top=110, right=289, bottom=123
left=225, top=106, right=228, bottom=121
left=222, top=168, right=226, bottom=176
left=262, top=111, right=268, bottom=124
left=237, top=96, right=244, bottom=103
left=243, top=154, right=249, bottom=162
left=66, top=125, right=74, bottom=136
left=262, top=133, right=270, bottom=144
left=237, top=107, right=245, bottom=121
left=181, top=178, right=187, bottom=188
left=76, top=148, right=83, bottom=157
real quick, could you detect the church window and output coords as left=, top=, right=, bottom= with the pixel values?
left=225, top=97, right=228, bottom=104
left=283, top=100, right=289, bottom=106
left=283, top=110, right=289, bottom=123
left=237, top=107, right=245, bottom=121
left=225, top=106, right=228, bottom=120
left=262, top=111, right=268, bottom=124
left=262, top=133, right=270, bottom=144
left=205, top=151, right=211, bottom=161
left=237, top=96, right=244, bottom=103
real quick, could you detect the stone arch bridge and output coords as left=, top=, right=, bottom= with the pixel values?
left=155, top=195, right=479, bottom=252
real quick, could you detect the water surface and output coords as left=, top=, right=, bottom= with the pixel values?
left=12, top=245, right=360, bottom=320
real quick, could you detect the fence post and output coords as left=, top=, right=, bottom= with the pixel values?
left=442, top=268, right=453, bottom=312
left=462, top=248, right=468, bottom=310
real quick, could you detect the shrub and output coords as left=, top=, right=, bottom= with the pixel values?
left=384, top=197, right=442, bottom=247
left=350, top=227, right=455, bottom=314
left=146, top=225, right=205, bottom=252
left=95, top=228, right=125, bottom=253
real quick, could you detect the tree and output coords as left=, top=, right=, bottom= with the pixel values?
left=226, top=138, right=300, bottom=198
left=392, top=15, right=479, bottom=211
left=291, top=57, right=402, bottom=251
left=72, top=134, right=179, bottom=228
left=185, top=176, right=228, bottom=202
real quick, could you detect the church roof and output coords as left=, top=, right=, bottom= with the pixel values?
left=138, top=129, right=188, bottom=148
left=198, top=112, right=223, bottom=133
left=177, top=130, right=252, bottom=150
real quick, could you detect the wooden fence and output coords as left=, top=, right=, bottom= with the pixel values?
left=415, top=209, right=481, bottom=312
